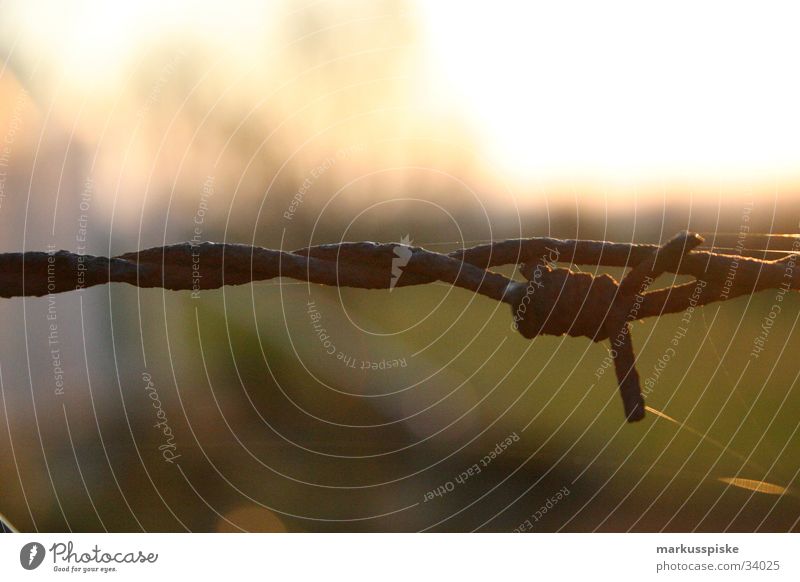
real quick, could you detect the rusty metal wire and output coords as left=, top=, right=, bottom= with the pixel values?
left=1, top=230, right=796, bottom=423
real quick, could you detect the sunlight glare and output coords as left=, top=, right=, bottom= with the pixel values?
left=419, top=0, right=800, bottom=181
left=5, top=0, right=274, bottom=90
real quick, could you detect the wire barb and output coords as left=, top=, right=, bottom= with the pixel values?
left=0, top=231, right=796, bottom=423
left=510, top=232, right=704, bottom=421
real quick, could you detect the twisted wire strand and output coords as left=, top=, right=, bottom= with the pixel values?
left=0, top=233, right=793, bottom=320
left=3, top=234, right=796, bottom=308
left=1, top=232, right=796, bottom=422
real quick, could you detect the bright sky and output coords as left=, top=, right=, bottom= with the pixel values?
left=419, top=0, right=800, bottom=181
left=3, top=0, right=800, bottom=185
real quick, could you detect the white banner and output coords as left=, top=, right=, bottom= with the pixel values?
left=0, top=533, right=796, bottom=580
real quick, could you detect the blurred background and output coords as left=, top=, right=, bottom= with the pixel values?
left=1, top=0, right=800, bottom=532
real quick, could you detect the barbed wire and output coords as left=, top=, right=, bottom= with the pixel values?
left=1, top=230, right=796, bottom=423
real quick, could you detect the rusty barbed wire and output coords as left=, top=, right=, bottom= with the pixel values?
left=1, top=230, right=797, bottom=423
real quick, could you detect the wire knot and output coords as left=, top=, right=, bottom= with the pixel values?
left=512, top=267, right=619, bottom=341
left=510, top=231, right=705, bottom=422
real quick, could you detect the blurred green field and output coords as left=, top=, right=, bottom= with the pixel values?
left=2, top=0, right=800, bottom=536
left=4, top=258, right=798, bottom=532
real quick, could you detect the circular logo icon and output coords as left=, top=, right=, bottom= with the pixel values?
left=19, top=542, right=45, bottom=570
